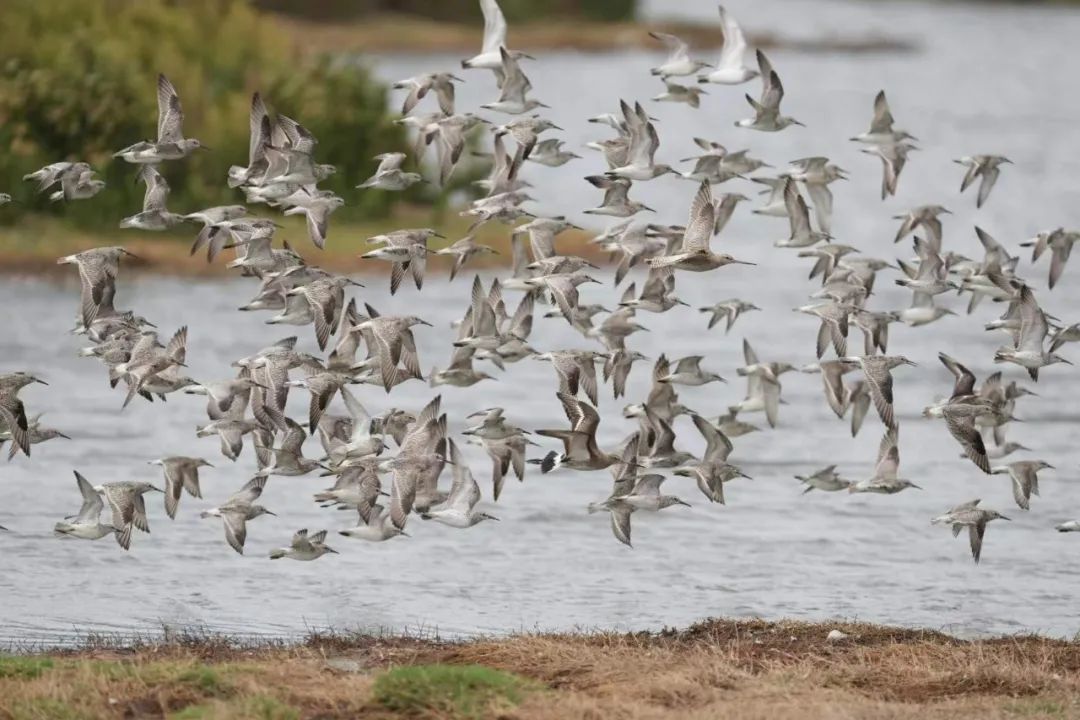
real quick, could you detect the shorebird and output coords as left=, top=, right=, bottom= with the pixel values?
left=776, top=177, right=830, bottom=248
left=95, top=481, right=164, bottom=550
left=839, top=355, right=916, bottom=430
left=861, top=141, right=917, bottom=200
left=795, top=466, right=852, bottom=494
left=735, top=51, right=803, bottom=131
left=652, top=80, right=706, bottom=108
left=657, top=355, right=724, bottom=387
left=421, top=439, right=498, bottom=528
left=646, top=182, right=754, bottom=272
left=435, top=235, right=498, bottom=281
left=606, top=101, right=673, bottom=181
left=461, top=0, right=531, bottom=72
left=851, top=90, right=916, bottom=146
left=698, top=5, right=758, bottom=84
left=991, top=460, right=1053, bottom=510
left=358, top=152, right=424, bottom=191
left=340, top=503, right=408, bottom=542
left=54, top=472, right=116, bottom=542
left=611, top=474, right=691, bottom=512
left=893, top=205, right=950, bottom=248
left=201, top=477, right=275, bottom=554
left=1021, top=227, right=1080, bottom=290
left=0, top=372, right=48, bottom=458
left=584, top=176, right=654, bottom=217
left=673, top=413, right=741, bottom=503
left=527, top=139, right=580, bottom=167
left=955, top=155, right=1011, bottom=208
left=114, top=74, right=206, bottom=163
left=700, top=299, right=759, bottom=332
left=994, top=285, right=1071, bottom=380
left=1056, top=521, right=1080, bottom=533
left=196, top=418, right=263, bottom=462
left=184, top=205, right=248, bottom=261
left=731, top=340, right=793, bottom=428
left=49, top=166, right=105, bottom=202
left=932, top=499, right=1009, bottom=564
left=649, top=32, right=712, bottom=78
left=270, top=529, right=338, bottom=560
left=537, top=392, right=623, bottom=473
left=533, top=351, right=605, bottom=405
left=57, top=246, right=139, bottom=330
left=923, top=353, right=992, bottom=473
left=483, top=48, right=548, bottom=115
left=849, top=430, right=921, bottom=494
left=393, top=72, right=461, bottom=116
left=797, top=302, right=851, bottom=359
left=120, top=165, right=184, bottom=230
left=148, top=456, right=213, bottom=520
left=255, top=417, right=324, bottom=477
left=0, top=413, right=69, bottom=459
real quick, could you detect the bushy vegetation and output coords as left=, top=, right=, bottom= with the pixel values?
left=372, top=664, right=535, bottom=718
left=255, top=0, right=637, bottom=23
left=0, top=0, right=407, bottom=228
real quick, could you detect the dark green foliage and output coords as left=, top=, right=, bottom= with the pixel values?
left=253, top=0, right=638, bottom=23
left=0, top=0, right=406, bottom=228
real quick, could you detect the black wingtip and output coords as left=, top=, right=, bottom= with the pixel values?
left=540, top=451, right=557, bottom=474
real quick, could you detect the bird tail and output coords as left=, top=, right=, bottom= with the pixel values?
left=269, top=549, right=286, bottom=560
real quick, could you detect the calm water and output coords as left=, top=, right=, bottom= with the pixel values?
left=3, top=0, right=1080, bottom=644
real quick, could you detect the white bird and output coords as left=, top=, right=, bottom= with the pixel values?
left=698, top=5, right=759, bottom=85
left=649, top=32, right=712, bottom=78
left=955, top=155, right=1012, bottom=208
left=735, top=51, right=803, bottom=132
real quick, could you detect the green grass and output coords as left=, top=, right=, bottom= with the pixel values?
left=0, top=656, right=54, bottom=680
left=7, top=698, right=86, bottom=720
left=372, top=663, right=536, bottom=719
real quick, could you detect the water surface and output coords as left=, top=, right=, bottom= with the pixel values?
left=3, top=0, right=1080, bottom=644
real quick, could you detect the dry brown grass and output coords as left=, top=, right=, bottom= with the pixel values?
left=0, top=207, right=604, bottom=278
left=2, top=619, right=1078, bottom=719
left=270, top=13, right=915, bottom=57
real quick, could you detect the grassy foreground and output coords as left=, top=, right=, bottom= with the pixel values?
left=0, top=208, right=603, bottom=277
left=2, top=619, right=1079, bottom=719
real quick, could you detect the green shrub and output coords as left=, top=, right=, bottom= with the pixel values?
left=0, top=656, right=54, bottom=679
left=372, top=663, right=535, bottom=719
left=254, top=0, right=638, bottom=23
left=0, top=0, right=407, bottom=229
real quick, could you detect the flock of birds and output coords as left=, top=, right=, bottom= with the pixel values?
left=3, top=1, right=1080, bottom=567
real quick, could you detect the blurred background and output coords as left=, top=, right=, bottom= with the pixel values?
left=4, top=0, right=1080, bottom=642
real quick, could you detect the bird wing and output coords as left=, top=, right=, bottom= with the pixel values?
left=945, top=412, right=990, bottom=473
left=480, top=0, right=508, bottom=54
left=650, top=32, right=689, bottom=63
left=938, top=352, right=976, bottom=398
left=156, top=74, right=184, bottom=144
left=1017, top=285, right=1049, bottom=352
left=222, top=510, right=248, bottom=554
left=864, top=361, right=896, bottom=430
left=968, top=521, right=986, bottom=563
left=717, top=5, right=749, bottom=67
left=976, top=166, right=1000, bottom=209
left=874, top=429, right=900, bottom=480
left=868, top=90, right=895, bottom=135
left=74, top=471, right=104, bottom=523
left=681, top=181, right=715, bottom=253
left=609, top=503, right=633, bottom=547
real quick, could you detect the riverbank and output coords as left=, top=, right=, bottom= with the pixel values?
left=1, top=618, right=1077, bottom=719
left=271, top=12, right=915, bottom=56
left=0, top=209, right=602, bottom=277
